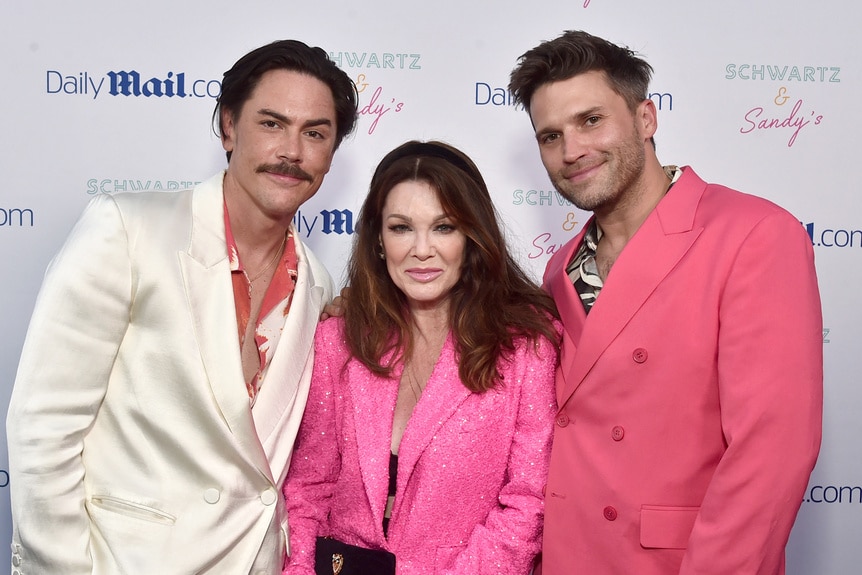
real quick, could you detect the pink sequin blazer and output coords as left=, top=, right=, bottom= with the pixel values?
left=283, top=317, right=558, bottom=575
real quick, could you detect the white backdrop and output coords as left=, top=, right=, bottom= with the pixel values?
left=1, top=1, right=858, bottom=572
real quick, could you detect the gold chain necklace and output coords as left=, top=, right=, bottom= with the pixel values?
left=403, top=329, right=447, bottom=403
left=243, top=233, right=287, bottom=289
left=404, top=365, right=425, bottom=404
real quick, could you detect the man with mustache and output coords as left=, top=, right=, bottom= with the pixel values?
left=508, top=31, right=823, bottom=574
left=7, top=39, right=357, bottom=574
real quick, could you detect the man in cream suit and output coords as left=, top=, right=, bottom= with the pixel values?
left=509, top=31, right=823, bottom=574
left=6, top=39, right=357, bottom=574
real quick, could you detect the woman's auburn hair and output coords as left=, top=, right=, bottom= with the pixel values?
left=343, top=141, right=560, bottom=393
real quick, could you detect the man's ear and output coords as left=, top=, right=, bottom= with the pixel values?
left=637, top=98, right=658, bottom=141
left=221, top=109, right=236, bottom=153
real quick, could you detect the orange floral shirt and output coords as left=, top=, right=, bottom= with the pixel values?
left=224, top=203, right=298, bottom=404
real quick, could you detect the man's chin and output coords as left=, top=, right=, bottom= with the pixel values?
left=552, top=183, right=590, bottom=211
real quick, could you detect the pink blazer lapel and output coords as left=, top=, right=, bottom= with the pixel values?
left=544, top=228, right=589, bottom=347
left=543, top=225, right=589, bottom=406
left=390, top=334, right=472, bottom=531
left=347, top=355, right=401, bottom=533
left=557, top=169, right=707, bottom=410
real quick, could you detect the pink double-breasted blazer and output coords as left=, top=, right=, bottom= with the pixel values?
left=539, top=167, right=823, bottom=575
left=283, top=317, right=558, bottom=575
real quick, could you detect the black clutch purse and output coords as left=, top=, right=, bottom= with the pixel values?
left=314, top=536, right=396, bottom=575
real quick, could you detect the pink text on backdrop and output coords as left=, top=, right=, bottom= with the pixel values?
left=528, top=233, right=567, bottom=259
left=740, top=98, right=823, bottom=147
left=358, top=85, right=405, bottom=135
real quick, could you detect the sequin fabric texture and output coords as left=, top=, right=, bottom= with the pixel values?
left=283, top=317, right=559, bottom=574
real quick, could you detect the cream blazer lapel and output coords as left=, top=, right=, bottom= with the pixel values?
left=253, top=234, right=329, bottom=482
left=558, top=171, right=707, bottom=410
left=178, top=173, right=271, bottom=480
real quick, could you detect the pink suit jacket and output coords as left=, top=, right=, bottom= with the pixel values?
left=539, top=167, right=822, bottom=575
left=283, top=317, right=558, bottom=575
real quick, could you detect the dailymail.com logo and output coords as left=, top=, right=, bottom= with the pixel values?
left=46, top=69, right=223, bottom=99
left=294, top=209, right=355, bottom=239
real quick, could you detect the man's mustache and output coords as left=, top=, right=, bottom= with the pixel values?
left=257, top=162, right=313, bottom=181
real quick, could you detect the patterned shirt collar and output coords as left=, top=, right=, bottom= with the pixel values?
left=566, top=165, right=682, bottom=313
left=224, top=201, right=299, bottom=405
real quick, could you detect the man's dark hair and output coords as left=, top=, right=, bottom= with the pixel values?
left=509, top=30, right=653, bottom=114
left=213, top=39, right=358, bottom=160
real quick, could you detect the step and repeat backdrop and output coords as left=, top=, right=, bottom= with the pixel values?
left=1, top=1, right=858, bottom=572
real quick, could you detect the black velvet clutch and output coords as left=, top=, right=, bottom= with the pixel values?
left=314, top=536, right=396, bottom=575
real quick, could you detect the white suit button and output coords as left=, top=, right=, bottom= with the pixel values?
left=11, top=555, right=21, bottom=566
left=260, top=488, right=277, bottom=506
left=203, top=488, right=221, bottom=504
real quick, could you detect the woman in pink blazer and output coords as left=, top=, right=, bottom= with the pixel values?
left=283, top=141, right=560, bottom=575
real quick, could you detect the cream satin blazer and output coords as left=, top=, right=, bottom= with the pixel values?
left=7, top=172, right=333, bottom=574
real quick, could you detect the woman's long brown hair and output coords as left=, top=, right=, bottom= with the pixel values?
left=344, top=140, right=559, bottom=392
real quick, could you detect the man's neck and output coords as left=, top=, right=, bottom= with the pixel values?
left=223, top=174, right=294, bottom=252
left=594, top=160, right=672, bottom=250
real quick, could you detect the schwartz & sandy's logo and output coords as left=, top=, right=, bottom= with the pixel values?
left=739, top=87, right=824, bottom=147
left=326, top=50, right=419, bottom=135
left=512, top=188, right=573, bottom=207
left=512, top=187, right=584, bottom=260
left=85, top=177, right=355, bottom=240
left=725, top=64, right=841, bottom=83
left=509, top=187, right=583, bottom=259
left=328, top=51, right=421, bottom=70
left=725, top=63, right=836, bottom=147
left=527, top=211, right=581, bottom=260
left=87, top=178, right=203, bottom=194
left=354, top=73, right=406, bottom=135
left=47, top=69, right=222, bottom=99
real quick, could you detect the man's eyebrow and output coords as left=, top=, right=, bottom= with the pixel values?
left=534, top=105, right=606, bottom=137
left=575, top=106, right=604, bottom=120
left=257, top=108, right=333, bottom=128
